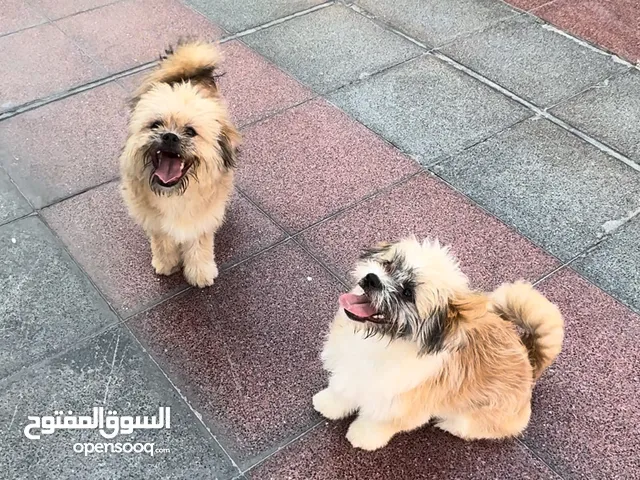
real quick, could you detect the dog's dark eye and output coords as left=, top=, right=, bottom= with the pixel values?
left=149, top=120, right=162, bottom=130
left=184, top=126, right=197, bottom=137
left=402, top=287, right=414, bottom=302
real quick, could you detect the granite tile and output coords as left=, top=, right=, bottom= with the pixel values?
left=187, top=0, right=326, bottom=33
left=573, top=217, right=640, bottom=313
left=248, top=422, right=558, bottom=479
left=29, top=0, right=120, bottom=20
left=243, top=3, right=422, bottom=92
left=328, top=54, right=530, bottom=165
left=299, top=172, right=558, bottom=288
left=529, top=269, right=640, bottom=478
left=0, top=216, right=116, bottom=378
left=537, top=0, right=640, bottom=63
left=433, top=118, right=640, bottom=260
left=55, top=0, right=224, bottom=73
left=0, top=83, right=127, bottom=208
left=0, top=24, right=105, bottom=112
left=439, top=15, right=627, bottom=107
left=551, top=69, right=640, bottom=162
left=0, top=0, right=47, bottom=37
left=0, top=168, right=31, bottom=225
left=42, top=182, right=285, bottom=316
left=218, top=40, right=313, bottom=127
left=0, top=326, right=236, bottom=479
left=356, top=0, right=518, bottom=47
left=128, top=241, right=342, bottom=465
left=237, top=99, right=420, bottom=231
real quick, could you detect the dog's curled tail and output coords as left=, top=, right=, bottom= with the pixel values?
left=491, top=281, right=564, bottom=380
left=132, top=40, right=222, bottom=103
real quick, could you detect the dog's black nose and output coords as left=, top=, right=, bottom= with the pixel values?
left=361, top=273, right=382, bottom=290
left=162, top=132, right=180, bottom=145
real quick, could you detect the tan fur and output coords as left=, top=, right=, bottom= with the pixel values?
left=314, top=238, right=564, bottom=450
left=120, top=41, right=240, bottom=287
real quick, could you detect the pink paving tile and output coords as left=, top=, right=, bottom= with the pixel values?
left=0, top=24, right=105, bottom=112
left=128, top=241, right=342, bottom=463
left=28, top=0, right=121, bottom=20
left=237, top=99, right=421, bottom=232
left=0, top=0, right=47, bottom=37
left=55, top=0, right=225, bottom=73
left=218, top=40, right=313, bottom=127
left=537, top=0, right=640, bottom=62
left=115, top=69, right=152, bottom=95
left=0, top=83, right=127, bottom=208
left=299, top=173, right=558, bottom=289
left=526, top=268, right=640, bottom=479
left=248, top=422, right=558, bottom=479
left=42, top=182, right=285, bottom=316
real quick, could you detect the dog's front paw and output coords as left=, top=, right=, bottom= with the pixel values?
left=183, top=262, right=219, bottom=288
left=313, top=388, right=354, bottom=420
left=152, top=255, right=180, bottom=276
left=346, top=417, right=394, bottom=451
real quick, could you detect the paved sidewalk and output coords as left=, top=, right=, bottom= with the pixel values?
left=1, top=0, right=639, bottom=478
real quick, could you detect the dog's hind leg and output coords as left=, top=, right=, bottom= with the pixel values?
left=150, top=232, right=181, bottom=276
left=182, top=231, right=218, bottom=288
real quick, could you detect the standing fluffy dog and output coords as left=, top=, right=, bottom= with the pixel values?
left=313, top=238, right=564, bottom=451
left=120, top=41, right=240, bottom=287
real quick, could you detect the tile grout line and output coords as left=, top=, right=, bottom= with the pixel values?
left=121, top=322, right=243, bottom=476
left=238, top=420, right=326, bottom=476
left=428, top=51, right=640, bottom=173
left=0, top=1, right=333, bottom=121
left=347, top=1, right=640, bottom=173
left=220, top=1, right=335, bottom=42
left=35, top=211, right=246, bottom=473
left=515, top=438, right=566, bottom=480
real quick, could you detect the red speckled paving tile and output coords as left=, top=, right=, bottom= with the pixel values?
left=0, top=24, right=105, bottom=112
left=0, top=83, right=127, bottom=208
left=299, top=172, right=558, bottom=289
left=0, top=0, right=46, bottom=36
left=128, top=241, right=342, bottom=464
left=55, top=0, right=224, bottom=73
left=28, top=0, right=120, bottom=20
left=248, top=422, right=558, bottom=479
left=536, top=0, right=640, bottom=63
left=42, top=182, right=285, bottom=316
left=237, top=99, right=420, bottom=232
left=507, top=0, right=554, bottom=11
left=526, top=268, right=640, bottom=479
left=219, top=40, right=314, bottom=127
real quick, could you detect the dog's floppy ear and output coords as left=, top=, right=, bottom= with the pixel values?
left=218, top=123, right=241, bottom=170
left=417, top=303, right=450, bottom=355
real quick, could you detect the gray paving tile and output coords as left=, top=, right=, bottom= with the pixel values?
left=328, top=54, right=530, bottom=165
left=439, top=16, right=628, bottom=107
left=432, top=118, right=640, bottom=260
left=243, top=3, right=422, bottom=93
left=0, top=168, right=31, bottom=225
left=573, top=217, right=640, bottom=313
left=0, top=216, right=116, bottom=379
left=356, top=0, right=518, bottom=47
left=0, top=326, right=236, bottom=479
left=187, top=0, right=325, bottom=33
left=551, top=69, right=640, bottom=162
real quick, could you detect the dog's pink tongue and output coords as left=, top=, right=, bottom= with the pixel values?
left=339, top=293, right=377, bottom=318
left=154, top=156, right=183, bottom=183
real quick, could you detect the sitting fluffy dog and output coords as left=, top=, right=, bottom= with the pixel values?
left=313, top=238, right=564, bottom=450
left=120, top=41, right=240, bottom=287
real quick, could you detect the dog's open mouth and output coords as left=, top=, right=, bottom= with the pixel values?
left=339, top=292, right=386, bottom=323
left=152, top=150, right=190, bottom=187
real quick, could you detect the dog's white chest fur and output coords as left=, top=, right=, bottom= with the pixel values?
left=321, top=312, right=445, bottom=409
